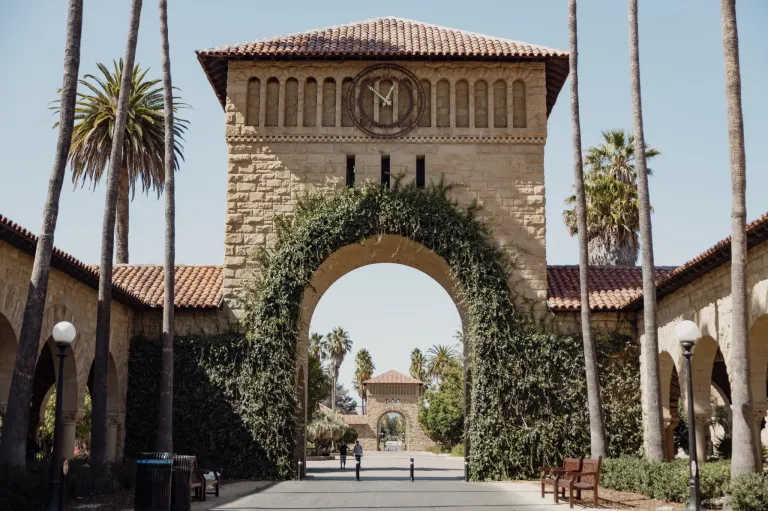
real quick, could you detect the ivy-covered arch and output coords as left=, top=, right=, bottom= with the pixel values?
left=237, top=180, right=641, bottom=480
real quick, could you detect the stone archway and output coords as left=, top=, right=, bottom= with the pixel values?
left=297, top=235, right=467, bottom=466
left=87, top=353, right=121, bottom=461
left=748, top=314, right=768, bottom=462
left=0, top=312, right=17, bottom=416
left=376, top=411, right=407, bottom=451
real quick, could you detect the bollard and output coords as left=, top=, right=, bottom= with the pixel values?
left=410, top=458, right=414, bottom=482
left=464, top=460, right=469, bottom=482
left=356, top=460, right=360, bottom=481
left=298, top=460, right=303, bottom=481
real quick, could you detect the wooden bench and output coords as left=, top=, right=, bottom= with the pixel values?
left=539, top=457, right=582, bottom=500
left=201, top=469, right=221, bottom=499
left=557, top=456, right=602, bottom=508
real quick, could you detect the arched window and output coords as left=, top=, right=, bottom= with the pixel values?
left=303, top=78, right=317, bottom=127
left=455, top=80, right=469, bottom=127
left=397, top=79, right=413, bottom=123
left=284, top=78, right=298, bottom=127
left=513, top=80, right=527, bottom=128
left=379, top=79, right=393, bottom=125
left=246, top=78, right=260, bottom=127
left=341, top=77, right=354, bottom=127
left=322, top=78, right=336, bottom=127
left=436, top=79, right=450, bottom=127
left=418, top=79, right=431, bottom=127
left=474, top=80, right=488, bottom=128
left=493, top=80, right=507, bottom=128
left=265, top=77, right=279, bottom=127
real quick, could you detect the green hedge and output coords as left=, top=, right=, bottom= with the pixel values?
left=602, top=457, right=731, bottom=504
left=124, top=181, right=643, bottom=480
left=730, top=473, right=768, bottom=511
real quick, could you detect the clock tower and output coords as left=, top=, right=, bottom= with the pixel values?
left=197, top=17, right=569, bottom=318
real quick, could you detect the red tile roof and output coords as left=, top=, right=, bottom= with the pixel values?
left=198, top=17, right=567, bottom=59
left=363, top=370, right=424, bottom=385
left=0, top=214, right=222, bottom=310
left=547, top=266, right=675, bottom=312
left=196, top=17, right=569, bottom=114
left=624, top=210, right=768, bottom=310
left=111, top=265, right=223, bottom=309
left=342, top=415, right=368, bottom=425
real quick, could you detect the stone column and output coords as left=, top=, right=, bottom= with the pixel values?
left=693, top=413, right=711, bottom=463
left=61, top=412, right=79, bottom=459
left=664, top=418, right=678, bottom=460
left=751, top=407, right=767, bottom=467
left=107, top=414, right=119, bottom=462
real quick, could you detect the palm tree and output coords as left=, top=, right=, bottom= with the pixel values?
left=353, top=349, right=375, bottom=414
left=584, top=129, right=659, bottom=185
left=322, top=327, right=352, bottom=411
left=568, top=0, right=607, bottom=458
left=65, top=60, right=188, bottom=263
left=410, top=348, right=428, bottom=384
left=426, top=344, right=458, bottom=384
left=564, top=173, right=641, bottom=266
left=309, top=332, right=325, bottom=361
left=563, top=129, right=659, bottom=266
left=0, top=0, right=84, bottom=468
left=720, top=0, right=758, bottom=476
left=155, top=0, right=176, bottom=454
left=628, top=0, right=665, bottom=462
left=91, top=0, right=143, bottom=478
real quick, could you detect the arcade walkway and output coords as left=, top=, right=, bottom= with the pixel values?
left=202, top=452, right=619, bottom=510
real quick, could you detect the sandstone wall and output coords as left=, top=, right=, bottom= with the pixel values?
left=0, top=240, right=132, bottom=459
left=639, top=239, right=768, bottom=457
left=222, top=60, right=550, bottom=318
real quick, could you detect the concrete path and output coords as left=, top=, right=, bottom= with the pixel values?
left=204, top=452, right=617, bottom=510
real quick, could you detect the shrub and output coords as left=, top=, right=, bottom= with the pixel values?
left=729, top=473, right=768, bottom=511
left=602, top=457, right=730, bottom=504
left=423, top=445, right=444, bottom=454
left=451, top=443, right=465, bottom=457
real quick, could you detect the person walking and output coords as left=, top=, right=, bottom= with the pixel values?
left=338, top=442, right=348, bottom=470
left=353, top=440, right=363, bottom=465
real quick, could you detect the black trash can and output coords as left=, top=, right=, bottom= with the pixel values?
left=171, top=455, right=197, bottom=511
left=135, top=452, right=173, bottom=511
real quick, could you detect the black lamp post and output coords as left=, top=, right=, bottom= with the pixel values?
left=676, top=320, right=701, bottom=511
left=47, top=321, right=76, bottom=511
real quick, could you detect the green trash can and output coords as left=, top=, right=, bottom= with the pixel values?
left=135, top=452, right=173, bottom=511
left=171, top=455, right=197, bottom=511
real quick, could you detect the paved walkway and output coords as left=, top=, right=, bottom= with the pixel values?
left=204, top=452, right=617, bottom=510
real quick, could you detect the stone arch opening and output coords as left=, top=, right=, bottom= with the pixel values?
left=28, top=337, right=79, bottom=459
left=659, top=350, right=680, bottom=460
left=87, top=352, right=121, bottom=460
left=748, top=314, right=768, bottom=457
left=299, top=235, right=467, bottom=464
left=0, top=312, right=17, bottom=415
left=377, top=411, right=406, bottom=451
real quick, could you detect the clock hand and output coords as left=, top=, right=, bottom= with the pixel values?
left=384, top=83, right=395, bottom=102
left=367, top=84, right=392, bottom=106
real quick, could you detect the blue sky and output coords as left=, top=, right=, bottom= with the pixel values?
left=1, top=1, right=766, bottom=401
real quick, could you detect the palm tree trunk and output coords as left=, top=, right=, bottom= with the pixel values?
left=331, top=366, right=338, bottom=411
left=568, top=0, right=607, bottom=459
left=91, top=0, right=143, bottom=478
left=115, top=167, right=130, bottom=264
left=0, top=0, right=83, bottom=468
left=720, top=0, right=758, bottom=476
left=628, top=0, right=666, bottom=462
left=155, top=0, right=175, bottom=454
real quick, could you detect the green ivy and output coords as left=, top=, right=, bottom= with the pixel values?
left=125, top=180, right=642, bottom=480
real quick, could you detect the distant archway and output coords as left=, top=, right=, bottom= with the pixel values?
left=377, top=411, right=406, bottom=451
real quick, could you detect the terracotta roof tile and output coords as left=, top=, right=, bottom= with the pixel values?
left=624, top=210, right=768, bottom=309
left=342, top=415, right=368, bottom=425
left=110, top=265, right=223, bottom=309
left=547, top=266, right=675, bottom=312
left=363, top=370, right=423, bottom=385
left=0, top=213, right=222, bottom=310
left=196, top=17, right=569, bottom=114
left=197, top=17, right=567, bottom=59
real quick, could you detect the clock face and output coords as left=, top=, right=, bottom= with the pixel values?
left=347, top=63, right=425, bottom=138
